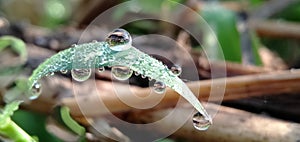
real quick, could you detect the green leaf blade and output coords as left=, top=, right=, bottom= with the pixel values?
left=28, top=41, right=212, bottom=123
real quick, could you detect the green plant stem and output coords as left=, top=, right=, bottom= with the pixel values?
left=0, top=118, right=36, bottom=142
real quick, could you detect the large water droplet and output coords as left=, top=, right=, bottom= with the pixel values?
left=192, top=112, right=211, bottom=131
left=60, top=70, right=68, bottom=74
left=105, top=29, right=132, bottom=51
left=98, top=67, right=105, bottom=73
left=171, top=64, right=182, bottom=76
left=71, top=68, right=91, bottom=82
left=111, top=66, right=133, bottom=80
left=153, top=81, right=166, bottom=94
left=30, top=82, right=42, bottom=100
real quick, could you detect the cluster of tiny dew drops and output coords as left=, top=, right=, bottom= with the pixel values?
left=31, top=29, right=210, bottom=131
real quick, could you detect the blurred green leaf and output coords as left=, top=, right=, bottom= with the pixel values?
left=274, top=1, right=300, bottom=22
left=41, top=0, right=71, bottom=28
left=249, top=0, right=264, bottom=6
left=201, top=4, right=241, bottom=62
left=12, top=110, right=62, bottom=142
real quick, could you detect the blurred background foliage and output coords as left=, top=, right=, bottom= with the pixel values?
left=1, top=0, right=300, bottom=141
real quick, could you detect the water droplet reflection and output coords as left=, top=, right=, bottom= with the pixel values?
left=153, top=81, right=166, bottom=94
left=71, top=68, right=91, bottom=82
left=105, top=29, right=132, bottom=51
left=30, top=82, right=42, bottom=100
left=171, top=64, right=182, bottom=76
left=111, top=66, right=133, bottom=80
left=192, top=112, right=211, bottom=131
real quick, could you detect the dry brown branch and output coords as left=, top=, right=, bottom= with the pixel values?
left=258, top=47, right=288, bottom=70
left=250, top=20, right=300, bottom=39
left=126, top=103, right=300, bottom=142
left=197, top=56, right=269, bottom=78
left=250, top=0, right=298, bottom=19
left=61, top=69, right=300, bottom=117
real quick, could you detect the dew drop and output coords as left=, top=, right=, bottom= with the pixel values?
left=30, top=82, right=42, bottom=100
left=111, top=66, right=133, bottom=80
left=98, top=67, right=105, bottom=73
left=105, top=29, right=132, bottom=51
left=46, top=72, right=55, bottom=76
left=134, top=71, right=140, bottom=76
left=171, top=64, right=182, bottom=76
left=192, top=112, right=211, bottom=131
left=141, top=75, right=146, bottom=79
left=153, top=81, right=166, bottom=94
left=60, top=70, right=68, bottom=74
left=71, top=68, right=91, bottom=82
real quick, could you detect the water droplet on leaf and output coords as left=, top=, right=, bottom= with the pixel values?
left=141, top=75, right=146, bottom=79
left=106, top=29, right=132, bottom=51
left=153, top=81, right=166, bottom=94
left=171, top=64, right=182, bottom=76
left=192, top=112, right=211, bottom=131
left=111, top=66, right=133, bottom=80
left=60, top=70, right=68, bottom=74
left=134, top=71, right=140, bottom=76
left=71, top=68, right=91, bottom=82
left=46, top=72, right=54, bottom=76
left=98, top=67, right=105, bottom=72
left=30, top=82, right=42, bottom=100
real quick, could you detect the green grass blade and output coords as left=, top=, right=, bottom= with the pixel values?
left=28, top=41, right=211, bottom=123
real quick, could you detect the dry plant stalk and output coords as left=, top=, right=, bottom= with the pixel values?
left=126, top=103, right=300, bottom=142
left=61, top=69, right=300, bottom=117
left=250, top=20, right=300, bottom=39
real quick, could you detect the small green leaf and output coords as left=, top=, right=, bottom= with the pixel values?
left=0, top=36, right=27, bottom=64
left=53, top=106, right=85, bottom=136
left=0, top=101, right=22, bottom=126
left=0, top=101, right=37, bottom=142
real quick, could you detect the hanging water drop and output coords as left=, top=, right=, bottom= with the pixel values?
left=171, top=64, right=182, bottom=76
left=98, top=67, right=105, bottom=73
left=153, top=81, right=166, bottom=94
left=60, top=70, right=68, bottom=74
left=134, top=71, right=140, bottom=76
left=71, top=68, right=91, bottom=82
left=192, top=112, right=211, bottom=131
left=141, top=75, right=146, bottom=79
left=105, top=29, right=132, bottom=51
left=111, top=66, right=133, bottom=80
left=30, top=82, right=42, bottom=100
